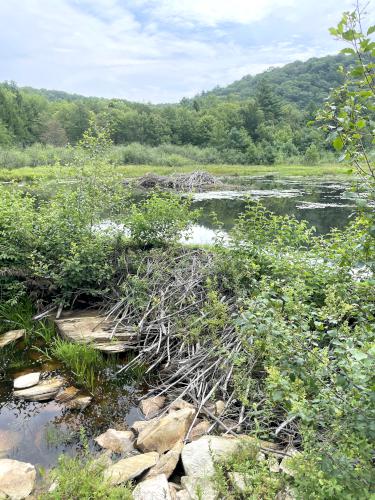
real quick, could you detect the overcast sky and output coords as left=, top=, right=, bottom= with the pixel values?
left=0, top=0, right=358, bottom=103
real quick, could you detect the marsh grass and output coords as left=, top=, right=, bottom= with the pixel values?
left=0, top=300, right=34, bottom=334
left=0, top=163, right=353, bottom=182
left=0, top=299, right=56, bottom=345
left=50, top=339, right=105, bottom=391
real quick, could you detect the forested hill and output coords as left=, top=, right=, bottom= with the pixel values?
left=0, top=52, right=354, bottom=165
left=196, top=54, right=354, bottom=109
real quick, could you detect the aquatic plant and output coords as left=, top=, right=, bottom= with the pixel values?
left=50, top=339, right=104, bottom=391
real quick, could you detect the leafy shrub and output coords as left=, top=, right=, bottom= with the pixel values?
left=128, top=192, right=199, bottom=247
left=304, top=144, right=320, bottom=165
left=40, top=431, right=132, bottom=499
left=213, top=443, right=287, bottom=499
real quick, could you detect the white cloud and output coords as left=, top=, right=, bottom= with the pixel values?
left=0, top=0, right=358, bottom=102
left=139, top=0, right=297, bottom=26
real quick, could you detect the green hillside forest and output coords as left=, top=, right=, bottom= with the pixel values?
left=0, top=54, right=357, bottom=168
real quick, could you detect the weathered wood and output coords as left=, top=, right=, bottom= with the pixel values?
left=55, top=312, right=137, bottom=352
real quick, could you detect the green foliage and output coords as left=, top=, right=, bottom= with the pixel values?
left=128, top=192, right=199, bottom=247
left=213, top=443, right=287, bottom=499
left=49, top=339, right=104, bottom=391
left=0, top=52, right=356, bottom=167
left=0, top=123, right=129, bottom=303
left=40, top=431, right=132, bottom=499
left=218, top=200, right=375, bottom=498
left=317, top=5, right=375, bottom=188
left=304, top=143, right=320, bottom=165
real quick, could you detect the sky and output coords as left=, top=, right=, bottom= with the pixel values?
left=0, top=0, right=358, bottom=103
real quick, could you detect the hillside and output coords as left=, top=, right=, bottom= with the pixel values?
left=0, top=52, right=352, bottom=165
left=197, top=54, right=354, bottom=109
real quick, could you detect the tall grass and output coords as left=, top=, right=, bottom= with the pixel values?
left=0, top=142, right=338, bottom=170
left=50, top=339, right=104, bottom=391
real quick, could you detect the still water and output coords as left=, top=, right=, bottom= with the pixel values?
left=186, top=176, right=357, bottom=245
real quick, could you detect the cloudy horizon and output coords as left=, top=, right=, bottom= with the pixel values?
left=0, top=0, right=359, bottom=103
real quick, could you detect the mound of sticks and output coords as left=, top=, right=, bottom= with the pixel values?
left=137, top=171, right=221, bottom=192
left=100, top=248, right=297, bottom=447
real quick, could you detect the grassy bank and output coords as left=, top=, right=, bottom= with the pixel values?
left=0, top=162, right=353, bottom=182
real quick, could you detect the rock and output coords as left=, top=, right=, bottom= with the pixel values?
left=65, top=395, right=92, bottom=410
left=0, top=459, right=36, bottom=499
left=168, top=400, right=195, bottom=413
left=214, top=400, right=225, bottom=416
left=48, top=481, right=58, bottom=493
left=175, top=491, right=190, bottom=500
left=275, top=486, right=297, bottom=499
left=0, top=431, right=21, bottom=459
left=168, top=482, right=183, bottom=500
left=95, top=429, right=135, bottom=454
left=181, top=476, right=217, bottom=500
left=132, top=474, right=171, bottom=500
left=13, top=372, right=41, bottom=390
left=140, top=396, right=166, bottom=419
left=104, top=452, right=159, bottom=485
left=137, top=409, right=195, bottom=454
left=55, top=313, right=136, bottom=353
left=132, top=420, right=155, bottom=434
left=0, top=330, right=25, bottom=349
left=182, top=435, right=256, bottom=477
left=269, top=456, right=281, bottom=473
left=279, top=448, right=300, bottom=477
left=229, top=472, right=247, bottom=492
left=146, top=442, right=183, bottom=479
left=55, top=386, right=80, bottom=402
left=92, top=450, right=113, bottom=468
left=189, top=420, right=210, bottom=441
left=14, top=377, right=65, bottom=401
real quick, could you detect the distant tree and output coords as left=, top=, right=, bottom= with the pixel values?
left=0, top=119, right=12, bottom=145
left=256, top=80, right=283, bottom=121
left=40, top=118, right=68, bottom=146
left=304, top=144, right=320, bottom=165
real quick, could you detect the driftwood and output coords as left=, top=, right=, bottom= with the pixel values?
left=92, top=248, right=297, bottom=447
left=55, top=313, right=137, bottom=352
left=137, top=171, right=221, bottom=192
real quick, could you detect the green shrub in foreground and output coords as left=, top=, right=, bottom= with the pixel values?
left=40, top=433, right=132, bottom=500
left=128, top=191, right=200, bottom=247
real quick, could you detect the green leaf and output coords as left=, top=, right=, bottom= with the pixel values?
left=332, top=136, right=344, bottom=151
left=367, top=25, right=375, bottom=35
left=340, top=47, right=356, bottom=55
left=356, top=119, right=366, bottom=129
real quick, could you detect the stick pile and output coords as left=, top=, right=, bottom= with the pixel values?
left=137, top=171, right=221, bottom=192
left=102, top=248, right=297, bottom=447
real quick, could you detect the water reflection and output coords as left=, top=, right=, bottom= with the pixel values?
left=193, top=177, right=355, bottom=240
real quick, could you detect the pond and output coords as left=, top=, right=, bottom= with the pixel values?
left=185, top=176, right=357, bottom=245
left=0, top=345, right=144, bottom=470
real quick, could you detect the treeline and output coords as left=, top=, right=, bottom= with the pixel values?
left=0, top=54, right=353, bottom=166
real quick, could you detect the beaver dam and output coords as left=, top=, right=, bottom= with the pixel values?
left=0, top=166, right=373, bottom=498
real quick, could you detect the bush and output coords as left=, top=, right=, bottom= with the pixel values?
left=304, top=144, right=320, bottom=165
left=128, top=192, right=199, bottom=247
left=40, top=432, right=132, bottom=499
